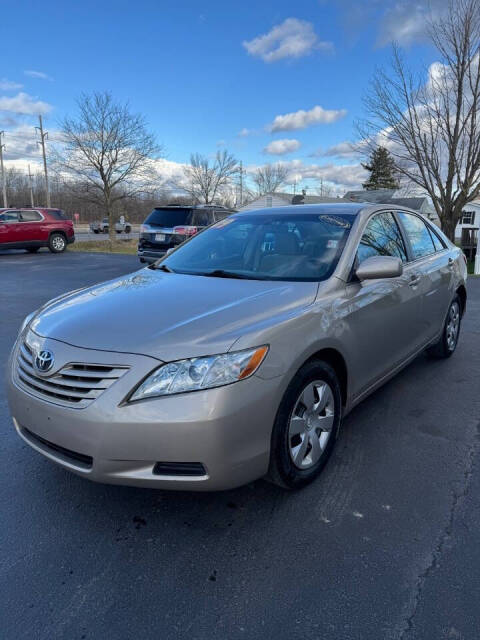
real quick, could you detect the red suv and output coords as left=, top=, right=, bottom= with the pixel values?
left=0, top=208, right=75, bottom=253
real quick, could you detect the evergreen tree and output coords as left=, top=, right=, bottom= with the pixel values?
left=362, top=146, right=399, bottom=190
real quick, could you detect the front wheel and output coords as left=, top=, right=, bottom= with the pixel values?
left=48, top=233, right=66, bottom=253
left=426, top=295, right=462, bottom=358
left=268, top=360, right=342, bottom=489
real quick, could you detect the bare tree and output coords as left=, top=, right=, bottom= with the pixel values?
left=252, top=163, right=289, bottom=195
left=358, top=0, right=480, bottom=239
left=54, top=92, right=161, bottom=239
left=182, top=150, right=238, bottom=204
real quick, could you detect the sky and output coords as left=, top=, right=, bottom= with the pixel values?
left=1, top=0, right=447, bottom=195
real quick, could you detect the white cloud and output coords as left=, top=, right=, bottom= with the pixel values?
left=269, top=105, right=347, bottom=132
left=263, top=139, right=301, bottom=155
left=24, top=70, right=53, bottom=81
left=0, top=92, right=52, bottom=115
left=321, top=140, right=368, bottom=159
left=243, top=18, right=332, bottom=63
left=238, top=127, right=253, bottom=137
left=0, top=78, right=23, bottom=91
left=2, top=124, right=43, bottom=162
left=247, top=158, right=367, bottom=192
left=333, top=0, right=448, bottom=47
left=377, top=0, right=447, bottom=46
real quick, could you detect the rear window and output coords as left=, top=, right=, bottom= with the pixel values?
left=145, top=208, right=193, bottom=227
left=48, top=209, right=68, bottom=220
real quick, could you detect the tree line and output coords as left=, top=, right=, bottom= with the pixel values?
left=3, top=0, right=479, bottom=240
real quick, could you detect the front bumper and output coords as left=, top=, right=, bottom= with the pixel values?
left=7, top=335, right=280, bottom=490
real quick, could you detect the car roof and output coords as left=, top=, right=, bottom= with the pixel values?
left=235, top=203, right=365, bottom=217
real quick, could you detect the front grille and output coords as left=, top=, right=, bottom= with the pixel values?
left=15, top=340, right=129, bottom=408
left=20, top=426, right=93, bottom=469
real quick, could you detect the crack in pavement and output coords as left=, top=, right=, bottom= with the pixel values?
left=395, top=420, right=480, bottom=640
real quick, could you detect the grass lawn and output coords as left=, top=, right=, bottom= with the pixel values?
left=69, top=239, right=138, bottom=255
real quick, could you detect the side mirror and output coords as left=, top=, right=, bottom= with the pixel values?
left=356, top=255, right=403, bottom=280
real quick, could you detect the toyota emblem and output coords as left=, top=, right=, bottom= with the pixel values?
left=34, top=349, right=54, bottom=373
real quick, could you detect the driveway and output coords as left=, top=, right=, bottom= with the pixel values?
left=1, top=250, right=479, bottom=640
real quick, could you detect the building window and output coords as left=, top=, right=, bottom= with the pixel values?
left=461, top=210, right=475, bottom=225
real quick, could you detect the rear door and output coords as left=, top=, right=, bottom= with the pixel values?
left=0, top=210, right=21, bottom=245
left=344, top=211, right=424, bottom=396
left=19, top=209, right=44, bottom=242
left=396, top=211, right=453, bottom=342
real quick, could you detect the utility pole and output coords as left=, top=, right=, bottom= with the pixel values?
left=28, top=165, right=34, bottom=207
left=0, top=131, right=6, bottom=207
left=36, top=115, right=50, bottom=207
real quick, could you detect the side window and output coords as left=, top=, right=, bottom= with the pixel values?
left=428, top=227, right=445, bottom=252
left=20, top=210, right=42, bottom=222
left=357, top=212, right=408, bottom=264
left=398, top=212, right=435, bottom=260
left=192, top=211, right=210, bottom=227
left=0, top=211, right=19, bottom=222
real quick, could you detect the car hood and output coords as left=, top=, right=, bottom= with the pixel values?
left=31, top=269, right=318, bottom=361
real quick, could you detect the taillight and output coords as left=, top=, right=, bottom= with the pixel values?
left=173, top=225, right=198, bottom=236
left=462, top=252, right=467, bottom=265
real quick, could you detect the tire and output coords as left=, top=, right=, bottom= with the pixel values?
left=125, top=226, right=131, bottom=234
left=26, top=247, right=39, bottom=253
left=93, top=229, right=99, bottom=234
left=48, top=233, right=67, bottom=253
left=139, top=258, right=146, bottom=264
left=426, top=295, right=462, bottom=359
left=103, top=227, right=109, bottom=234
left=267, top=360, right=342, bottom=490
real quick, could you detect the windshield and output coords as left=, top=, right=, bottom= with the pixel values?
left=161, top=213, right=355, bottom=281
left=145, top=208, right=193, bottom=227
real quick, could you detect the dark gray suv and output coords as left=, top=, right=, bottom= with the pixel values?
left=138, top=204, right=234, bottom=263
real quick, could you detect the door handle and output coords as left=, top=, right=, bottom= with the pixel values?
left=448, top=257, right=454, bottom=268
left=409, top=274, right=420, bottom=287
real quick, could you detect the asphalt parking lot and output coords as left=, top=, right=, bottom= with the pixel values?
left=1, top=249, right=479, bottom=640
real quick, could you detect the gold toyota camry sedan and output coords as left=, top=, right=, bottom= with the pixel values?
left=7, top=204, right=467, bottom=490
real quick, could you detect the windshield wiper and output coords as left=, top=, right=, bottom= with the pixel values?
left=202, top=269, right=260, bottom=280
left=149, top=263, right=175, bottom=273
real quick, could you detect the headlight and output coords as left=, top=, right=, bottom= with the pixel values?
left=129, top=345, right=268, bottom=402
left=19, top=311, right=36, bottom=334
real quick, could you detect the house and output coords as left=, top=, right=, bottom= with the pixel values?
left=344, top=189, right=479, bottom=240
left=344, top=190, right=437, bottom=221
left=237, top=191, right=342, bottom=212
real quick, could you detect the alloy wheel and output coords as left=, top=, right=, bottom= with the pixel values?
left=52, top=236, right=65, bottom=251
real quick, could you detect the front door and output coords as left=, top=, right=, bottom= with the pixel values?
left=0, top=210, right=21, bottom=246
left=342, top=211, right=424, bottom=398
